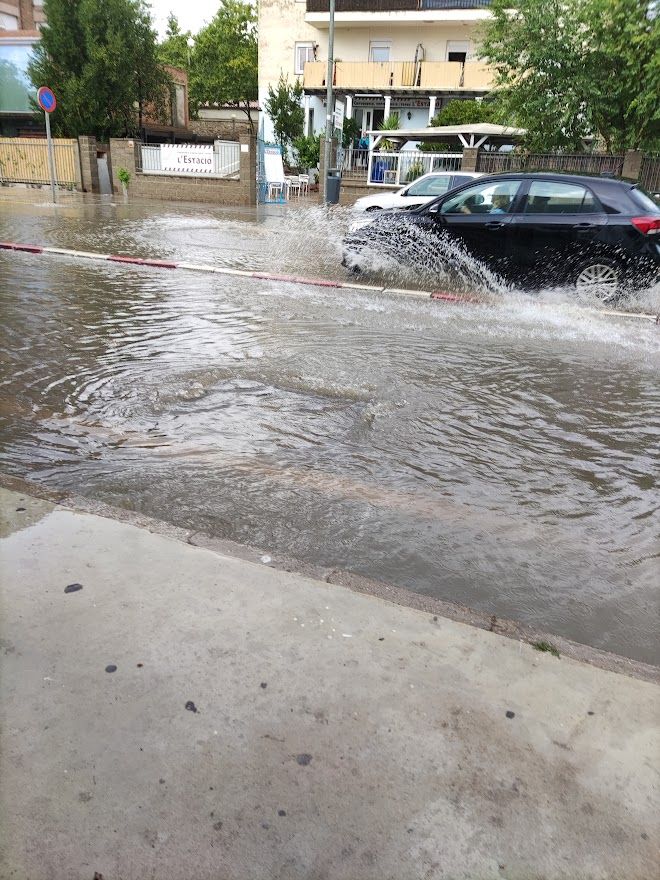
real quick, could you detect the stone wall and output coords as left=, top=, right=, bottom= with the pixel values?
left=109, top=136, right=257, bottom=206
left=189, top=118, right=255, bottom=142
left=78, top=136, right=99, bottom=193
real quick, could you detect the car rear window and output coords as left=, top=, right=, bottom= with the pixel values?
left=406, top=175, right=452, bottom=196
left=630, top=187, right=660, bottom=213
left=523, top=181, right=601, bottom=214
left=451, top=175, right=475, bottom=188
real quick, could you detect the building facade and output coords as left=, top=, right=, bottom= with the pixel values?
left=0, top=0, right=44, bottom=134
left=0, top=3, right=190, bottom=141
left=258, top=0, right=495, bottom=145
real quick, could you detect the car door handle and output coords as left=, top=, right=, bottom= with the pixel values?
left=573, top=222, right=595, bottom=230
left=485, top=221, right=505, bottom=230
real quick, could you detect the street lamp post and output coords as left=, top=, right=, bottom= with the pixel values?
left=323, top=0, right=336, bottom=204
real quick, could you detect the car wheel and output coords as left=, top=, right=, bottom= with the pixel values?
left=365, top=206, right=382, bottom=212
left=574, top=258, right=621, bottom=303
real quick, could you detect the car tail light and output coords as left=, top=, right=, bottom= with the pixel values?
left=631, top=216, right=660, bottom=235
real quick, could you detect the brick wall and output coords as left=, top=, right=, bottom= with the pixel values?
left=109, top=136, right=256, bottom=206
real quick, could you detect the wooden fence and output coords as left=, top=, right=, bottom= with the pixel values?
left=0, top=137, right=79, bottom=186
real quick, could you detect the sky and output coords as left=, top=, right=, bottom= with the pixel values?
left=148, top=0, right=221, bottom=38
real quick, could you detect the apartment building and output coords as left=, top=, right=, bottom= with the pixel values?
left=0, top=1, right=44, bottom=134
left=258, top=0, right=495, bottom=144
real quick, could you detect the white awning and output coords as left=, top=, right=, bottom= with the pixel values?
left=367, top=123, right=527, bottom=150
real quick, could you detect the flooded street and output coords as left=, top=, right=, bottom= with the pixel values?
left=1, top=197, right=659, bottom=663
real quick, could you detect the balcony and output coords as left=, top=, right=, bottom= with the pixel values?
left=303, top=60, right=493, bottom=91
left=306, top=1, right=492, bottom=10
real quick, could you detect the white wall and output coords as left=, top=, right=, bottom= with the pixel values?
left=257, top=0, right=488, bottom=140
left=315, top=26, right=481, bottom=63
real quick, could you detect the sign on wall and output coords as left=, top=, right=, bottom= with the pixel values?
left=160, top=143, right=215, bottom=175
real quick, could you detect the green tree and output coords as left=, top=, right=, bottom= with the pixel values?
left=377, top=113, right=400, bottom=151
left=431, top=99, right=494, bottom=128
left=419, top=99, right=495, bottom=151
left=190, top=0, right=257, bottom=127
left=158, top=13, right=192, bottom=72
left=264, top=74, right=304, bottom=152
left=480, top=0, right=660, bottom=152
left=28, top=0, right=169, bottom=139
left=293, top=133, right=320, bottom=170
left=585, top=0, right=660, bottom=151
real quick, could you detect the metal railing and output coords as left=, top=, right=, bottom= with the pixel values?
left=306, top=0, right=490, bottom=9
left=307, top=0, right=416, bottom=11
left=639, top=153, right=660, bottom=195
left=339, top=147, right=461, bottom=185
left=0, top=137, right=79, bottom=186
left=138, top=142, right=240, bottom=178
left=476, top=152, right=625, bottom=177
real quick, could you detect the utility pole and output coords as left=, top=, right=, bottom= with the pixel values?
left=323, top=0, right=336, bottom=203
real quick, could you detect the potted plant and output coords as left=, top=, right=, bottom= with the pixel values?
left=117, top=167, right=131, bottom=198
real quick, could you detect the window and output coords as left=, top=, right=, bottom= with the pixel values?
left=523, top=180, right=600, bottom=214
left=295, top=42, right=315, bottom=75
left=369, top=41, right=391, bottom=63
left=407, top=175, right=453, bottom=197
left=0, top=42, right=36, bottom=112
left=172, top=84, right=186, bottom=128
left=440, top=180, right=522, bottom=215
left=0, top=13, right=20, bottom=28
left=446, top=41, right=471, bottom=63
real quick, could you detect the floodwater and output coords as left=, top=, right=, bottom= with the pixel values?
left=1, top=196, right=659, bottom=664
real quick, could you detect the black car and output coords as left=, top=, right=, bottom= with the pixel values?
left=343, top=173, right=660, bottom=299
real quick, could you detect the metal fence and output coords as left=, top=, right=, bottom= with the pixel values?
left=476, top=151, right=625, bottom=177
left=639, top=153, right=660, bottom=195
left=339, top=147, right=462, bottom=185
left=306, top=0, right=491, bottom=9
left=138, top=142, right=240, bottom=178
left=0, top=137, right=79, bottom=186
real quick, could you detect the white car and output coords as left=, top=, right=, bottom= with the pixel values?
left=353, top=171, right=484, bottom=213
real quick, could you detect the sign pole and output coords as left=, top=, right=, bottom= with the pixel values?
left=44, top=109, right=57, bottom=204
left=323, top=0, right=336, bottom=204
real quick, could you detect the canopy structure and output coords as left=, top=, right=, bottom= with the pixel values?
left=368, top=123, right=527, bottom=150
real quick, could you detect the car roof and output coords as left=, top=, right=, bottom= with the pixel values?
left=414, top=170, right=482, bottom=179
left=477, top=171, right=634, bottom=190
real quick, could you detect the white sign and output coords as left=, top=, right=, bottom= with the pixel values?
left=264, top=144, right=285, bottom=183
left=160, top=143, right=215, bottom=175
left=333, top=101, right=345, bottom=132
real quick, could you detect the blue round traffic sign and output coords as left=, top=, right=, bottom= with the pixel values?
left=37, top=86, right=57, bottom=113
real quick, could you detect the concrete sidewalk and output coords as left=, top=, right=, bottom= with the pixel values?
left=0, top=486, right=658, bottom=880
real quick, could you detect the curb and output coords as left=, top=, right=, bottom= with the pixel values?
left=1, top=240, right=657, bottom=321
left=1, top=471, right=658, bottom=685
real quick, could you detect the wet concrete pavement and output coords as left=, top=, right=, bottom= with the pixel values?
left=1, top=485, right=658, bottom=880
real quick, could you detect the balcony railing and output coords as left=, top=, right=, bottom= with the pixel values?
left=303, top=60, right=493, bottom=91
left=306, top=0, right=491, bottom=11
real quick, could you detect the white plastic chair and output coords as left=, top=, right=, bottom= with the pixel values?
left=268, top=180, right=286, bottom=201
left=298, top=174, right=310, bottom=196
left=287, top=176, right=301, bottom=198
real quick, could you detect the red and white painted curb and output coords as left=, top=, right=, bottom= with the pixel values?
left=1, top=240, right=657, bottom=323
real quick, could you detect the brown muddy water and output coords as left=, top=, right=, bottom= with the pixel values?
left=1, top=197, right=659, bottom=663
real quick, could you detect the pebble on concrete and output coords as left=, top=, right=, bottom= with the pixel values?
left=296, top=753, right=312, bottom=766
left=64, top=583, right=83, bottom=593
left=506, top=710, right=515, bottom=719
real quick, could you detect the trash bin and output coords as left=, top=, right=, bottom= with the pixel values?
left=326, top=169, right=341, bottom=204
